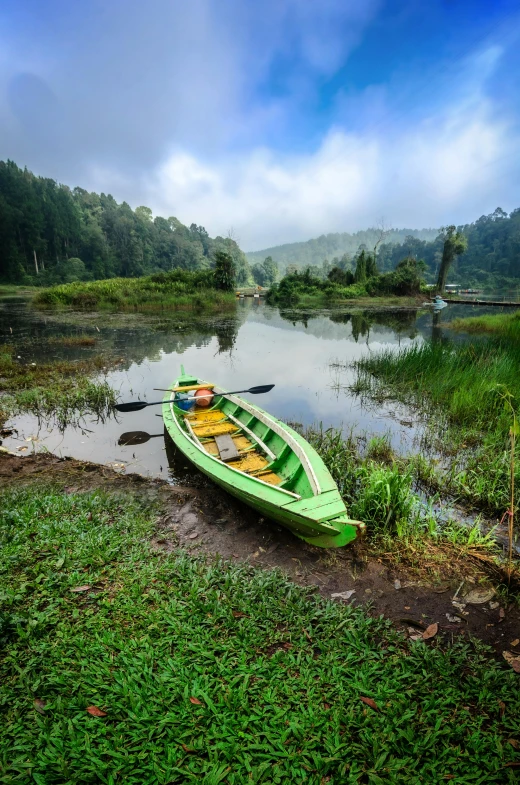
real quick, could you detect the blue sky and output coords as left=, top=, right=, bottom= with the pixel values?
left=0, top=0, right=519, bottom=249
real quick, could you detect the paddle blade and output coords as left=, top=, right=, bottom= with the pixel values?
left=118, top=431, right=151, bottom=446
left=114, top=401, right=149, bottom=412
left=248, top=384, right=275, bottom=395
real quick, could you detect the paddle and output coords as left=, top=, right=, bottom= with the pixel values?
left=118, top=431, right=163, bottom=446
left=114, top=384, right=275, bottom=413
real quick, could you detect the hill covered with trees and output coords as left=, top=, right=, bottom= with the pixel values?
left=377, top=208, right=520, bottom=287
left=0, top=160, right=252, bottom=286
left=246, top=228, right=438, bottom=271
left=248, top=209, right=520, bottom=289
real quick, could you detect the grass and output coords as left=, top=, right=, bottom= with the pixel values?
left=47, top=335, right=97, bottom=347
left=32, top=270, right=237, bottom=313
left=0, top=344, right=116, bottom=429
left=1, top=484, right=519, bottom=784
left=300, top=425, right=499, bottom=557
left=0, top=284, right=38, bottom=296
left=353, top=339, right=520, bottom=514
left=450, top=310, right=520, bottom=338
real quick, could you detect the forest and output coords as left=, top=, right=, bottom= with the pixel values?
left=247, top=227, right=438, bottom=269
left=250, top=208, right=520, bottom=288
left=0, top=160, right=252, bottom=286
left=377, top=207, right=520, bottom=286
left=2, top=158, right=519, bottom=292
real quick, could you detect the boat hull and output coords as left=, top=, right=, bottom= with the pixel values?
left=162, top=377, right=363, bottom=548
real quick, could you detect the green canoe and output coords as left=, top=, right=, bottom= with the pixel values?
left=162, top=368, right=364, bottom=548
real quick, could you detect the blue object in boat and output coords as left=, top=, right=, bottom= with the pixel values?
left=176, top=393, right=194, bottom=411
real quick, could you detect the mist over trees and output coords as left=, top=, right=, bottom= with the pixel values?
left=248, top=208, right=520, bottom=287
left=0, top=160, right=252, bottom=285
left=2, top=158, right=519, bottom=291
left=373, top=209, right=520, bottom=286
left=251, top=256, right=279, bottom=287
left=246, top=228, right=438, bottom=269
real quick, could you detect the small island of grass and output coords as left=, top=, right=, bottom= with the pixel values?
left=266, top=253, right=427, bottom=307
left=449, top=309, right=520, bottom=338
left=33, top=263, right=237, bottom=313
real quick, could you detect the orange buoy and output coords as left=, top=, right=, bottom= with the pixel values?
left=195, top=388, right=213, bottom=407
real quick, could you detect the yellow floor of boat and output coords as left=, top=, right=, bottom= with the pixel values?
left=192, top=422, right=238, bottom=438
left=199, top=430, right=282, bottom=486
left=186, top=409, right=225, bottom=424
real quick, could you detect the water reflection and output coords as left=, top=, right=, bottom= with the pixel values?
left=0, top=296, right=510, bottom=479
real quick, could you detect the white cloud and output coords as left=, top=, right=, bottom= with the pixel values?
left=1, top=1, right=518, bottom=250
left=135, top=95, right=516, bottom=250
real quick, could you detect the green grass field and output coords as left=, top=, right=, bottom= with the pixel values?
left=1, top=485, right=518, bottom=784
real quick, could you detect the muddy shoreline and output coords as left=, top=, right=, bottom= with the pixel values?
left=2, top=450, right=518, bottom=658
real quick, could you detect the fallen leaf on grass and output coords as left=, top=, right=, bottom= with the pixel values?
left=507, top=739, right=519, bottom=749
left=181, top=743, right=196, bottom=753
left=86, top=706, right=107, bottom=717
left=189, top=697, right=203, bottom=705
left=511, top=639, right=520, bottom=647
left=422, top=623, right=438, bottom=640
left=34, top=699, right=46, bottom=714
left=498, top=700, right=506, bottom=717
left=360, top=696, right=378, bottom=711
left=70, top=585, right=91, bottom=593
left=503, top=651, right=520, bottom=673
left=232, top=611, right=246, bottom=618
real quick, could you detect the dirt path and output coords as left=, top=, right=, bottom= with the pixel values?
left=1, top=450, right=519, bottom=657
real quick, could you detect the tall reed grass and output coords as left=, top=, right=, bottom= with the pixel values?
left=450, top=309, right=520, bottom=338
left=355, top=338, right=520, bottom=513
left=302, top=425, right=495, bottom=549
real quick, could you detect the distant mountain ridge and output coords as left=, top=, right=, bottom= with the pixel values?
left=246, top=228, right=439, bottom=270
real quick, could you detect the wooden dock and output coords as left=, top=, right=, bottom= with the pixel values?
left=444, top=298, right=520, bottom=308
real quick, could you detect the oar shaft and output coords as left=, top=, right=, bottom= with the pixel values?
left=114, top=384, right=274, bottom=412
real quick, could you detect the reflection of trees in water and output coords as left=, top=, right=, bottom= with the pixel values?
left=329, top=309, right=419, bottom=342
left=3, top=301, right=250, bottom=370
left=214, top=318, right=240, bottom=355
left=264, top=306, right=420, bottom=342
left=278, top=309, right=314, bottom=329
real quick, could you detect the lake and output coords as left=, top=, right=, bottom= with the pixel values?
left=0, top=295, right=508, bottom=480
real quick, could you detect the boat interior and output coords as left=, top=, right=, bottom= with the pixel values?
left=172, top=384, right=316, bottom=499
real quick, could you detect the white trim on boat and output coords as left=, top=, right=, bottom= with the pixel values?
left=226, top=412, right=276, bottom=461
left=220, top=392, right=321, bottom=496
left=167, top=396, right=301, bottom=499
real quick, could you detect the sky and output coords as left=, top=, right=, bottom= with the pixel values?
left=0, top=0, right=519, bottom=251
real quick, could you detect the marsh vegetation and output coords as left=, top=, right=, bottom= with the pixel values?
left=33, top=268, right=237, bottom=312
left=0, top=343, right=115, bottom=430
